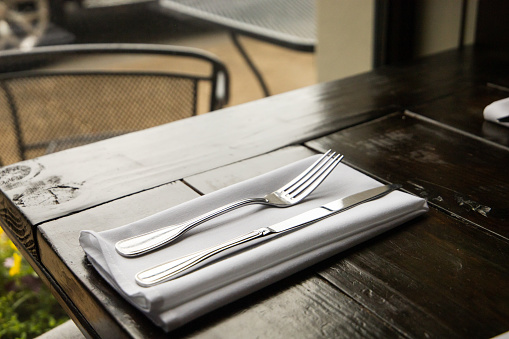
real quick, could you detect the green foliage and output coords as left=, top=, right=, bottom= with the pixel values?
left=0, top=229, right=69, bottom=339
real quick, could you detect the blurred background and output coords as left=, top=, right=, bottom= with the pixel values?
left=0, top=0, right=317, bottom=106
left=1, top=0, right=487, bottom=109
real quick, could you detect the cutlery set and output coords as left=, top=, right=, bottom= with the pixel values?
left=115, top=150, right=399, bottom=286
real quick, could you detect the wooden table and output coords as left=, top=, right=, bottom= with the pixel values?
left=1, top=47, right=508, bottom=338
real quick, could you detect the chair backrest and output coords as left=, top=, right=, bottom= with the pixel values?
left=0, top=43, right=229, bottom=166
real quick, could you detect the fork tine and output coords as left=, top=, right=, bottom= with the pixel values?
left=284, top=151, right=337, bottom=194
left=281, top=150, right=334, bottom=192
left=289, top=153, right=343, bottom=198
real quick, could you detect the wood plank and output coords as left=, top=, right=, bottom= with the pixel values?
left=37, top=149, right=405, bottom=338
left=306, top=112, right=509, bottom=239
left=466, top=50, right=509, bottom=89
left=0, top=212, right=99, bottom=337
left=411, top=83, right=509, bottom=147
left=317, top=208, right=509, bottom=339
left=167, top=273, right=405, bottom=339
left=185, top=145, right=317, bottom=194
left=38, top=180, right=200, bottom=338
left=0, top=184, right=37, bottom=257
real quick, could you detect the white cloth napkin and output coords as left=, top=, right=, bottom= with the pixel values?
left=79, top=155, right=428, bottom=332
left=484, top=97, right=509, bottom=127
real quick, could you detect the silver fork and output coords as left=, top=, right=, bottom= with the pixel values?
left=115, top=150, right=343, bottom=257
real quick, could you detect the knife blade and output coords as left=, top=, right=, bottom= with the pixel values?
left=136, top=184, right=400, bottom=287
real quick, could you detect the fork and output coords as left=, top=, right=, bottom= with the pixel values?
left=115, top=150, right=343, bottom=257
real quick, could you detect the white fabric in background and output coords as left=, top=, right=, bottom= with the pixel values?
left=80, top=155, right=428, bottom=331
left=484, top=97, right=509, bottom=127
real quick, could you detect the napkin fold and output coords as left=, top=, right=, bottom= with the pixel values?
left=79, top=155, right=428, bottom=331
left=484, top=97, right=509, bottom=127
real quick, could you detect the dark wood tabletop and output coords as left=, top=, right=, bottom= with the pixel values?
left=1, top=46, right=508, bottom=338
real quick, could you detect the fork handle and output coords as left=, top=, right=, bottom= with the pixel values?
left=115, top=197, right=267, bottom=257
left=135, top=227, right=273, bottom=287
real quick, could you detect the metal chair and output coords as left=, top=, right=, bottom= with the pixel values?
left=0, top=43, right=229, bottom=166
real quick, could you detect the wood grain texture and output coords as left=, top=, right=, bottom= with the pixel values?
left=168, top=273, right=405, bottom=339
left=0, top=204, right=100, bottom=337
left=0, top=190, right=37, bottom=257
left=185, top=145, right=317, bottom=194
left=317, top=208, right=509, bottom=339
left=38, top=180, right=200, bottom=338
left=307, top=112, right=509, bottom=239
left=410, top=83, right=509, bottom=147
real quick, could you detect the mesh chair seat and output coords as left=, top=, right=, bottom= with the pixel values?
left=0, top=44, right=229, bottom=166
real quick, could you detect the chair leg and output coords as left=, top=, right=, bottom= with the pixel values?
left=230, top=32, right=270, bottom=97
left=1, top=82, right=25, bottom=161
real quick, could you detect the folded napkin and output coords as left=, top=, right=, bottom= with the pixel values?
left=80, top=155, right=428, bottom=331
left=484, top=97, right=509, bottom=127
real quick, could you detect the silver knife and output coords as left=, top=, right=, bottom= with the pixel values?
left=135, top=184, right=400, bottom=287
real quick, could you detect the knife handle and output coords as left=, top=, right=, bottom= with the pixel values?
left=135, top=227, right=273, bottom=287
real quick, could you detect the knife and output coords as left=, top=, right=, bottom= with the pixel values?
left=135, top=184, right=400, bottom=287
